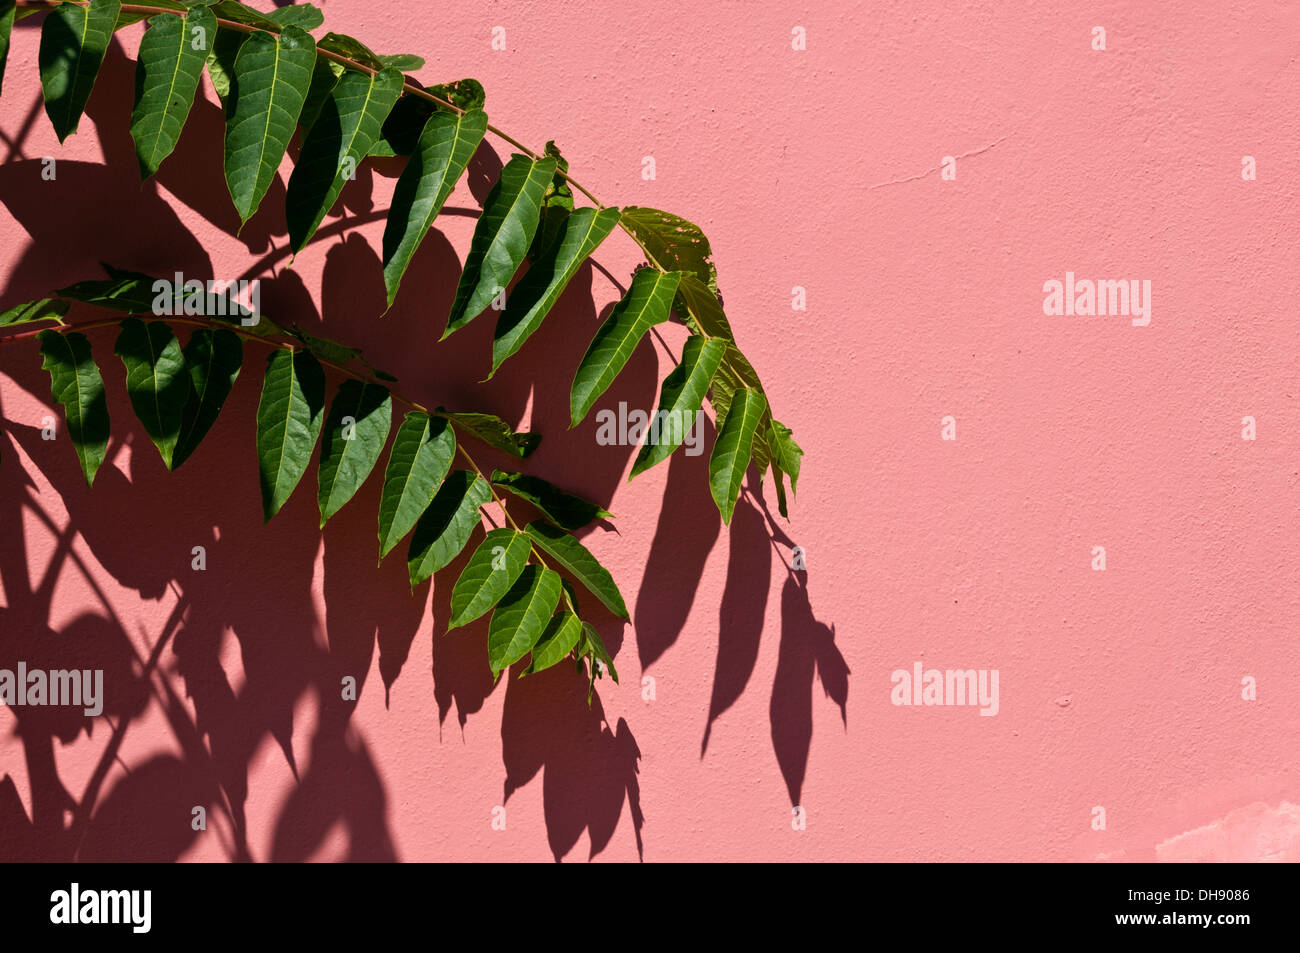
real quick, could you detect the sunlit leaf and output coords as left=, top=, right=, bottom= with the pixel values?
left=487, top=565, right=562, bottom=676
left=255, top=348, right=325, bottom=521
left=407, top=470, right=491, bottom=586
left=377, top=411, right=455, bottom=559
left=37, top=330, right=110, bottom=487
left=317, top=379, right=391, bottom=526
left=448, top=527, right=530, bottom=629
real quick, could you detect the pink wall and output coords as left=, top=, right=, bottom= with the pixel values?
left=3, top=0, right=1299, bottom=861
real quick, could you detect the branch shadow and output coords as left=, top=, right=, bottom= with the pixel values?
left=0, top=29, right=840, bottom=861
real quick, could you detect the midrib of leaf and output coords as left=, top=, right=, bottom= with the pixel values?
left=178, top=335, right=216, bottom=451
left=54, top=330, right=90, bottom=471
left=60, top=3, right=90, bottom=131
left=143, top=323, right=166, bottom=460
left=321, top=381, right=367, bottom=507
left=337, top=72, right=377, bottom=166
left=251, top=38, right=283, bottom=202
left=270, top=354, right=297, bottom=500
left=142, top=19, right=183, bottom=163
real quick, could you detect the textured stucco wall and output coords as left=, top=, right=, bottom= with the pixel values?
left=2, top=0, right=1299, bottom=861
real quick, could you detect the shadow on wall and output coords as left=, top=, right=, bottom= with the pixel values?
left=0, top=28, right=844, bottom=861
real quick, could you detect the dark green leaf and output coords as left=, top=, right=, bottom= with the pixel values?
left=37, top=330, right=110, bottom=487
left=113, top=317, right=189, bottom=469
left=377, top=411, right=455, bottom=559
left=381, top=108, right=487, bottom=307
left=630, top=334, right=725, bottom=477
left=708, top=387, right=766, bottom=524
left=57, top=269, right=161, bottom=313
left=523, top=610, right=581, bottom=675
left=317, top=379, right=391, bottom=526
left=255, top=348, right=325, bottom=521
left=0, top=298, right=69, bottom=328
left=490, top=470, right=611, bottom=531
left=448, top=527, right=530, bottom=629
left=265, top=3, right=323, bottom=30
left=487, top=565, right=562, bottom=676
left=173, top=327, right=242, bottom=469
left=38, top=0, right=121, bottom=142
left=524, top=520, right=628, bottom=619
left=490, top=205, right=621, bottom=376
left=407, top=471, right=490, bottom=587
left=441, top=410, right=539, bottom=458
left=443, top=155, right=556, bottom=338
left=207, top=1, right=278, bottom=30
left=223, top=25, right=316, bottom=226
left=569, top=267, right=681, bottom=427
left=287, top=67, right=403, bottom=252
left=130, top=7, right=215, bottom=180
left=286, top=325, right=359, bottom=365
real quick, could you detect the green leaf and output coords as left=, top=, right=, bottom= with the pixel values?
left=316, top=32, right=382, bottom=69
left=708, top=387, right=766, bottom=524
left=173, top=327, right=242, bottom=469
left=579, top=621, right=618, bottom=703
left=204, top=26, right=244, bottom=105
left=442, top=155, right=557, bottom=338
left=523, top=610, right=582, bottom=675
left=37, top=330, right=110, bottom=487
left=524, top=520, right=628, bottom=619
left=286, top=67, right=403, bottom=252
left=130, top=7, right=215, bottom=180
left=630, top=334, right=725, bottom=478
left=0, top=0, right=17, bottom=101
left=441, top=410, right=539, bottom=458
left=569, top=268, right=681, bottom=427
left=487, top=565, right=562, bottom=676
left=769, top=419, right=802, bottom=496
left=285, top=325, right=359, bottom=365
left=265, top=3, right=323, bottom=30
left=57, top=269, right=161, bottom=313
left=255, top=348, right=325, bottom=521
left=377, top=411, right=455, bottom=559
left=207, top=1, right=278, bottom=30
left=490, top=470, right=611, bottom=531
left=316, top=379, right=391, bottom=526
left=0, top=298, right=69, bottom=328
left=377, top=54, right=423, bottom=72
left=223, top=25, right=317, bottom=226
left=621, top=206, right=718, bottom=293
left=113, top=318, right=189, bottom=470
left=490, top=206, right=621, bottom=376
left=674, top=272, right=735, bottom=341
left=407, top=471, right=490, bottom=587
left=38, top=0, right=122, bottom=142
left=381, top=108, right=487, bottom=308
left=448, top=528, right=530, bottom=629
